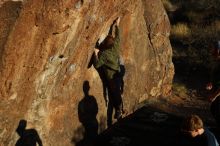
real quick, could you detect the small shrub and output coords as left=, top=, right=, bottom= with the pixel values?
left=172, top=82, right=188, bottom=94
left=171, top=23, right=191, bottom=39
left=162, top=0, right=177, bottom=11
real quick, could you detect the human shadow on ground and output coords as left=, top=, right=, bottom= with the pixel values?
left=15, top=119, right=43, bottom=146
left=76, top=81, right=98, bottom=146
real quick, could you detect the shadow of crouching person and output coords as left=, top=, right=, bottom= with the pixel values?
left=15, top=119, right=43, bottom=146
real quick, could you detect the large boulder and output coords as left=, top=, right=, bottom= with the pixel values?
left=0, top=0, right=174, bottom=145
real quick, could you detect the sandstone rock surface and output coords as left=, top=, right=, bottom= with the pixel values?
left=0, top=0, right=173, bottom=145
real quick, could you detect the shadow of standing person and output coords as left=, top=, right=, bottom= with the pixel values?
left=77, top=81, right=98, bottom=146
left=15, top=119, right=43, bottom=146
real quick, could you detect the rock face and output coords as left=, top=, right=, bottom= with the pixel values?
left=0, top=0, right=174, bottom=145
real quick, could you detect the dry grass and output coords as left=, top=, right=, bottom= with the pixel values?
left=172, top=82, right=187, bottom=94
left=171, top=23, right=191, bottom=39
left=161, top=0, right=219, bottom=127
left=162, top=0, right=220, bottom=66
left=162, top=0, right=177, bottom=11
left=214, top=20, right=220, bottom=33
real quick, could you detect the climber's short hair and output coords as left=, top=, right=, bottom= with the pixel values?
left=105, top=35, right=114, bottom=48
left=181, top=114, right=203, bottom=132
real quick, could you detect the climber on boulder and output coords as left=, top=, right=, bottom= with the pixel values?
left=93, top=17, right=125, bottom=127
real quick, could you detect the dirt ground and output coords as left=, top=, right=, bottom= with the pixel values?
left=170, top=59, right=216, bottom=125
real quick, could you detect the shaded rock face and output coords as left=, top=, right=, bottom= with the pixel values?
left=0, top=0, right=174, bottom=145
left=0, top=1, right=22, bottom=66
